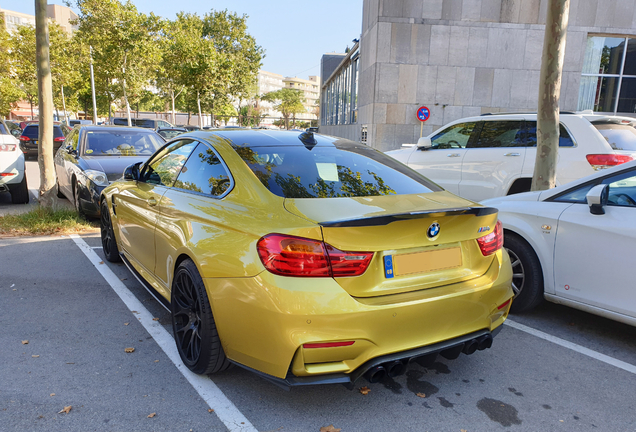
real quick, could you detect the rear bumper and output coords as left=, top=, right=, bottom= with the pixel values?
left=204, top=248, right=513, bottom=383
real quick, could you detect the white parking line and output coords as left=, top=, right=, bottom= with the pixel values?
left=506, top=319, right=636, bottom=375
left=70, top=234, right=257, bottom=432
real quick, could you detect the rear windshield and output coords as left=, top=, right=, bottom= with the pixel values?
left=235, top=142, right=442, bottom=198
left=83, top=130, right=163, bottom=156
left=593, top=123, right=636, bottom=151
left=0, top=122, right=8, bottom=135
left=22, top=125, right=66, bottom=138
left=157, top=129, right=185, bottom=140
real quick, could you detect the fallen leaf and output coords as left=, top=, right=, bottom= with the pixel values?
left=120, top=278, right=127, bottom=281
left=147, top=412, right=156, bottom=418
left=132, top=311, right=139, bottom=314
left=124, top=347, right=135, bottom=353
left=320, top=426, right=341, bottom=432
left=124, top=323, right=129, bottom=326
left=12, top=289, right=17, bottom=291
left=50, top=393, right=55, bottom=397
left=416, top=392, right=426, bottom=398
left=32, top=355, right=40, bottom=358
left=58, top=406, right=72, bottom=414
left=152, top=318, right=159, bottom=321
left=461, top=430, right=468, bottom=432
left=154, top=360, right=159, bottom=363
left=208, top=409, right=214, bottom=413
left=359, top=386, right=371, bottom=395
left=99, top=261, right=104, bottom=264
left=559, top=420, right=564, bottom=423
left=66, top=362, right=75, bottom=364
left=21, top=340, right=29, bottom=345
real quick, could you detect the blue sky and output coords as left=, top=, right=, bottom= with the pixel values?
left=3, top=0, right=363, bottom=79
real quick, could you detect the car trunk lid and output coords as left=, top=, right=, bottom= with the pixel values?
left=284, top=191, right=500, bottom=298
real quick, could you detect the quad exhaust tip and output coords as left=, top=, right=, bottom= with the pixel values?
left=364, top=334, right=494, bottom=383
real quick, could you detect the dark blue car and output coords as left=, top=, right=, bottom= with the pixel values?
left=55, top=125, right=164, bottom=217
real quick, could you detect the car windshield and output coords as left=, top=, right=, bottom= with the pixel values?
left=83, top=130, right=164, bottom=156
left=593, top=123, right=636, bottom=151
left=235, top=141, right=442, bottom=198
left=157, top=129, right=185, bottom=140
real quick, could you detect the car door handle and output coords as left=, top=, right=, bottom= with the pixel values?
left=504, top=152, right=521, bottom=156
left=147, top=198, right=157, bottom=206
left=447, top=153, right=461, bottom=157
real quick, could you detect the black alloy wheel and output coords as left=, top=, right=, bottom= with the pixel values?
left=100, top=200, right=121, bottom=263
left=504, top=233, right=544, bottom=313
left=171, top=259, right=231, bottom=375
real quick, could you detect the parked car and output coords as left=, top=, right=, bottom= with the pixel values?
left=177, top=124, right=202, bottom=131
left=306, top=127, right=319, bottom=133
left=55, top=125, right=164, bottom=217
left=482, top=159, right=636, bottom=326
left=0, top=120, right=28, bottom=203
left=68, top=119, right=93, bottom=127
left=387, top=112, right=636, bottom=202
left=111, top=117, right=173, bottom=130
left=99, top=129, right=513, bottom=388
left=156, top=127, right=187, bottom=140
left=18, top=123, right=71, bottom=159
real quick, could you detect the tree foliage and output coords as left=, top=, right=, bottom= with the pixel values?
left=261, top=88, right=305, bottom=129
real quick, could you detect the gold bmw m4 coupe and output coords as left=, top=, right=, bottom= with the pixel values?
left=100, top=130, right=513, bottom=388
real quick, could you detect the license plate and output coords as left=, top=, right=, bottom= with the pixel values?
left=384, top=247, right=462, bottom=278
left=32, top=140, right=37, bottom=146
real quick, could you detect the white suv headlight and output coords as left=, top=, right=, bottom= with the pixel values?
left=84, top=169, right=109, bottom=187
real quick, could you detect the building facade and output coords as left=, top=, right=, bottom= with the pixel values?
left=0, top=5, right=77, bottom=34
left=320, top=0, right=636, bottom=150
left=282, top=76, right=320, bottom=122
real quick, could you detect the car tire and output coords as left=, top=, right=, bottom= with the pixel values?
left=100, top=200, right=121, bottom=263
left=56, top=178, right=65, bottom=199
left=73, top=180, right=84, bottom=216
left=504, top=233, right=544, bottom=313
left=171, top=259, right=231, bottom=375
left=8, top=175, right=29, bottom=204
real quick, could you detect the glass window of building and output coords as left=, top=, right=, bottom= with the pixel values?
left=579, top=36, right=636, bottom=114
left=321, top=46, right=359, bottom=126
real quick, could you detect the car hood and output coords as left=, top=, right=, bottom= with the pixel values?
left=81, top=156, right=149, bottom=182
left=481, top=191, right=543, bottom=206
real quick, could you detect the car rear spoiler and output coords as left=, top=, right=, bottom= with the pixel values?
left=319, top=206, right=498, bottom=228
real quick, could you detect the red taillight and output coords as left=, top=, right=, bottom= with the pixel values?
left=477, top=220, right=503, bottom=256
left=19, top=136, right=30, bottom=142
left=497, top=299, right=511, bottom=310
left=54, top=136, right=65, bottom=142
left=586, top=154, right=633, bottom=170
left=0, top=173, right=16, bottom=177
left=256, top=234, right=373, bottom=277
left=303, top=341, right=355, bottom=349
left=0, top=144, right=16, bottom=151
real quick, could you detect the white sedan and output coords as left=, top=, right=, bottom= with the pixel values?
left=482, top=160, right=636, bottom=326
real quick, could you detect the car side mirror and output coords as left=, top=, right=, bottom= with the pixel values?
left=586, top=184, right=609, bottom=215
left=416, top=137, right=432, bottom=150
left=123, top=162, right=142, bottom=181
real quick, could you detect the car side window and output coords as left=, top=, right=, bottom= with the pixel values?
left=430, top=122, right=476, bottom=149
left=553, top=168, right=636, bottom=204
left=173, top=143, right=232, bottom=197
left=607, top=171, right=636, bottom=207
left=142, top=139, right=198, bottom=187
left=525, top=122, right=575, bottom=147
left=68, top=130, right=79, bottom=151
left=471, top=121, right=524, bottom=148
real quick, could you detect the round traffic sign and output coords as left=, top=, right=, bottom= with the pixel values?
left=417, top=106, right=430, bottom=122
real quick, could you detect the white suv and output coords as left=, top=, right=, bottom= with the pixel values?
left=0, top=120, right=28, bottom=204
left=386, top=112, right=636, bottom=202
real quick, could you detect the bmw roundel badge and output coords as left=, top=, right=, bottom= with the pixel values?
left=427, top=222, right=440, bottom=238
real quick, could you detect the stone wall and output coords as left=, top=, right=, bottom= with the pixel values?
left=330, top=0, right=636, bottom=150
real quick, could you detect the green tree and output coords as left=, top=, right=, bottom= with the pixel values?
left=0, top=16, right=24, bottom=117
left=73, top=0, right=162, bottom=125
left=261, top=88, right=306, bottom=129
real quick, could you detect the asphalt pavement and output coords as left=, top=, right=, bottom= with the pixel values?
left=1, top=231, right=635, bottom=432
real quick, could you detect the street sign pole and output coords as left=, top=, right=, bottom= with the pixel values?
left=417, top=106, right=430, bottom=137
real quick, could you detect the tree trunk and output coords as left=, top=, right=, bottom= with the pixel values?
left=122, top=53, right=132, bottom=127
left=171, top=90, right=176, bottom=125
left=197, top=91, right=203, bottom=128
left=61, top=85, right=68, bottom=124
left=35, top=0, right=57, bottom=208
left=532, top=0, right=570, bottom=191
